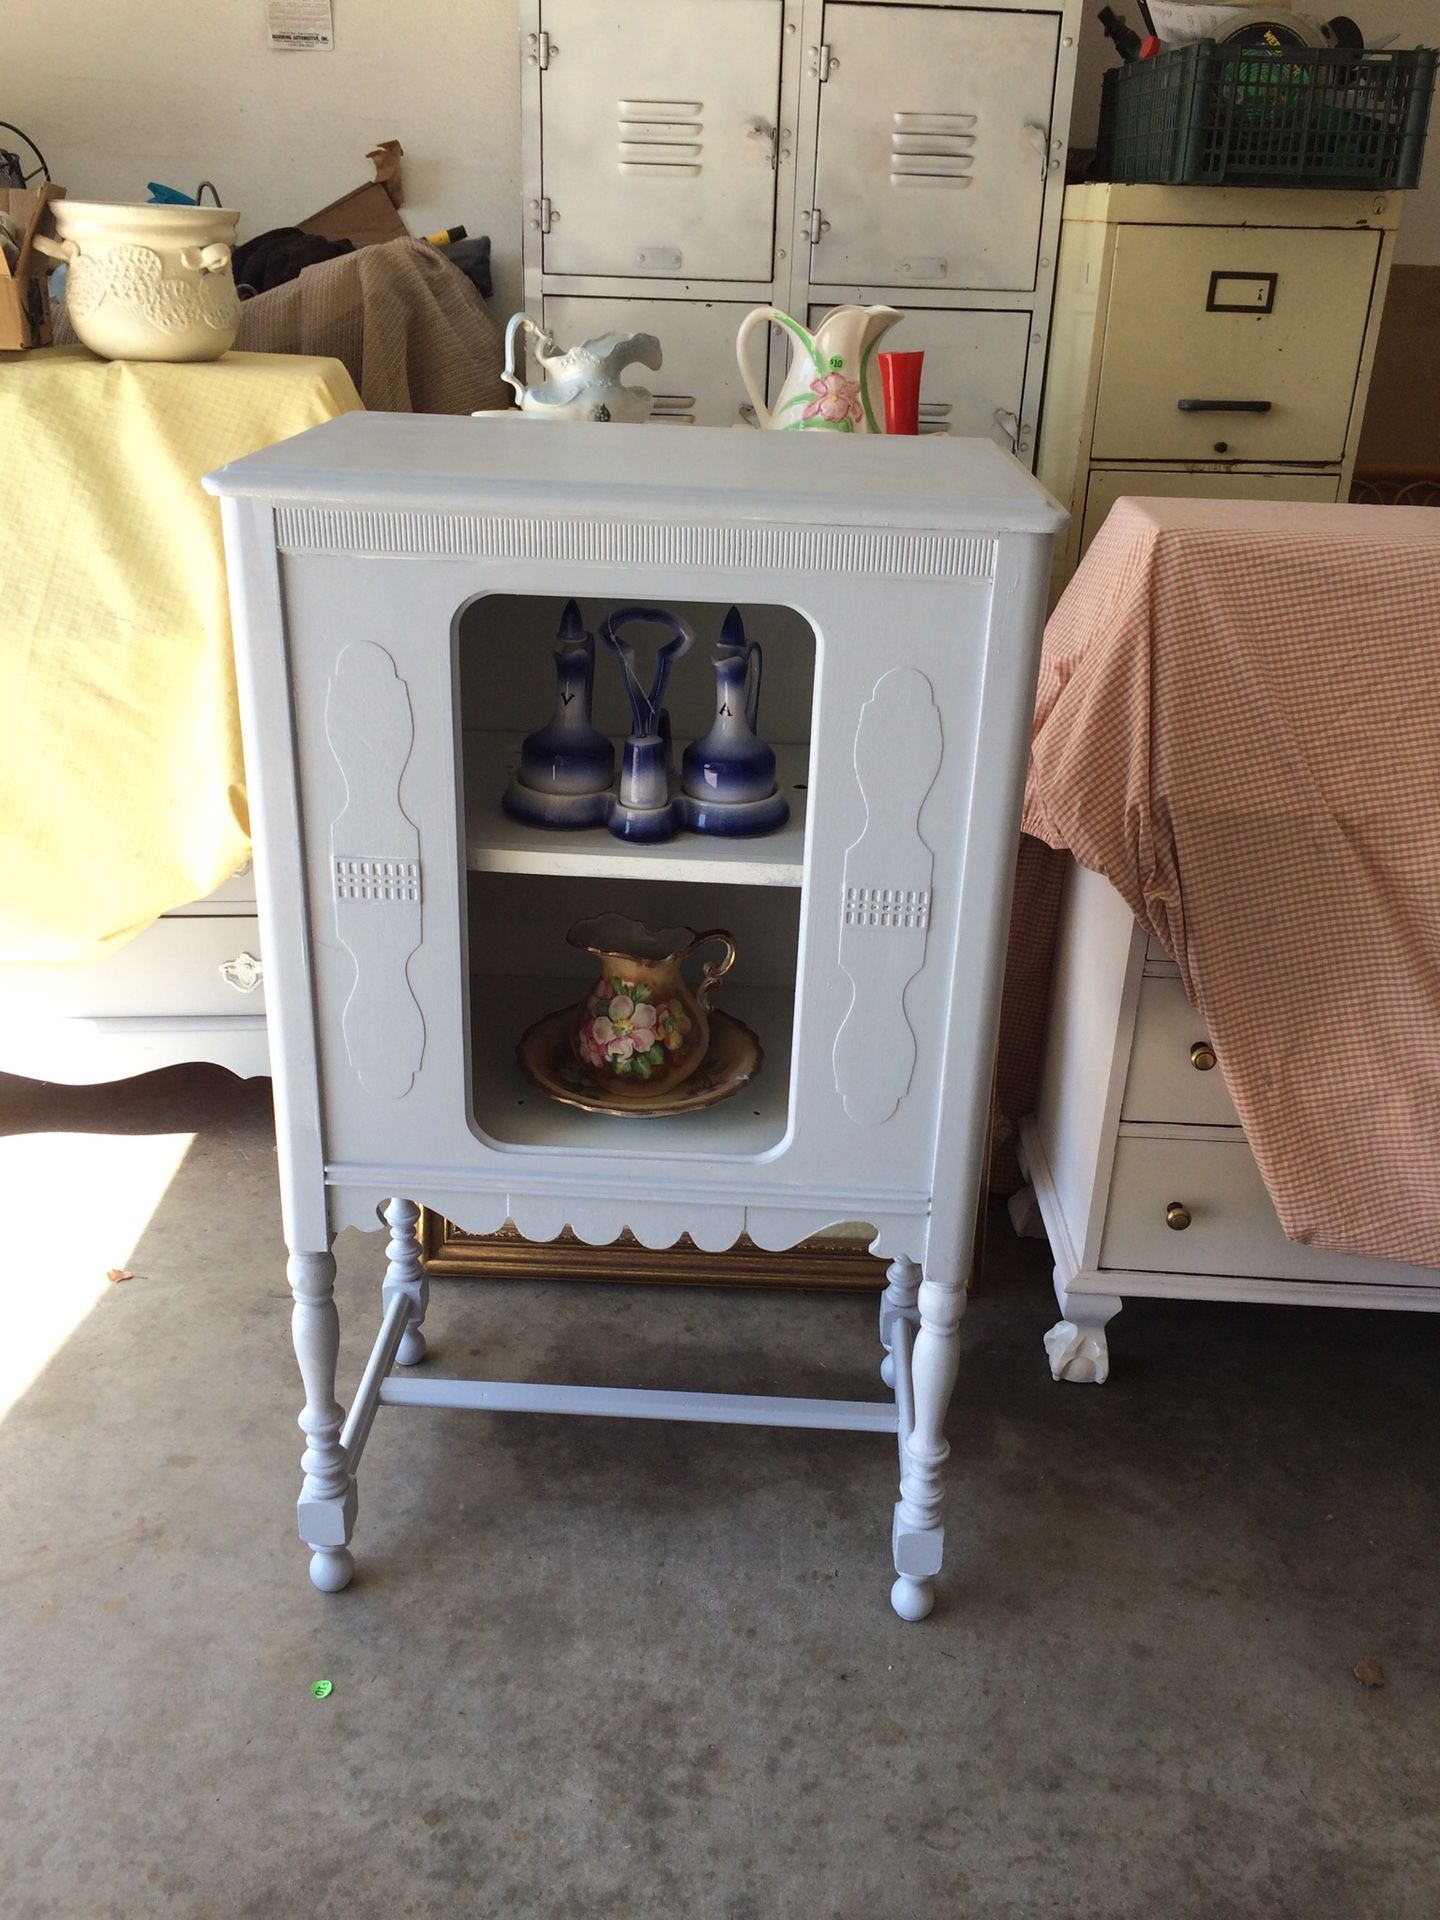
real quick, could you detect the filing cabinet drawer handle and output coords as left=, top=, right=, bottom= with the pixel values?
left=1165, top=1201, right=1193, bottom=1231
left=1177, top=399, right=1272, bottom=414
left=1190, top=1040, right=1218, bottom=1071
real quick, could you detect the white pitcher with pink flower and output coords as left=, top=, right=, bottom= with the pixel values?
left=736, top=303, right=903, bottom=433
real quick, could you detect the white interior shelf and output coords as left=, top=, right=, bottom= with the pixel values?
left=470, top=973, right=794, bottom=1157
left=462, top=732, right=809, bottom=887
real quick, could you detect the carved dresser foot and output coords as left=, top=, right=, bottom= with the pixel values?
left=1044, top=1287, right=1123, bottom=1384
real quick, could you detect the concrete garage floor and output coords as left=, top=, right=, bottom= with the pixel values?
left=2, top=1067, right=1437, bottom=1920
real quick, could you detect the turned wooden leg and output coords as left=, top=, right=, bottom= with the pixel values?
left=1044, top=1281, right=1123, bottom=1385
left=891, top=1260, right=965, bottom=1622
left=879, top=1255, right=920, bottom=1389
left=288, top=1247, right=356, bottom=1592
left=382, top=1197, right=429, bottom=1367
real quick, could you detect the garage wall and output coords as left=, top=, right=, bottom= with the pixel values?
left=10, top=0, right=1436, bottom=332
left=7, top=0, right=525, bottom=317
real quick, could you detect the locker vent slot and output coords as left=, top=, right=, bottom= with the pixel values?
left=890, top=111, right=976, bottom=188
left=618, top=99, right=704, bottom=176
left=652, top=393, right=699, bottom=422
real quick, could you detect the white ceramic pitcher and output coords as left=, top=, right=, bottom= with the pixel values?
left=736, top=304, right=903, bottom=432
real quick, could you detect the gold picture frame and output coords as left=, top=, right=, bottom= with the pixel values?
left=418, top=1214, right=886, bottom=1290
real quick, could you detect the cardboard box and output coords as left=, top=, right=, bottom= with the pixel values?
left=0, top=184, right=64, bottom=350
left=298, top=140, right=408, bottom=250
left=298, top=180, right=409, bottom=250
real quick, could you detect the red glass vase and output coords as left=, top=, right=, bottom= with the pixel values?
left=878, top=351, right=924, bottom=435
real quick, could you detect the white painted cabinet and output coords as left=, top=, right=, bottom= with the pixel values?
left=1016, top=862, right=1440, bottom=1387
left=1037, top=184, right=1399, bottom=595
left=207, top=415, right=1063, bottom=1616
left=522, top=0, right=1081, bottom=456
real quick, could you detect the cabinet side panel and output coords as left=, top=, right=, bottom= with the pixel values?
left=1032, top=859, right=1142, bottom=1270
left=1035, top=209, right=1110, bottom=596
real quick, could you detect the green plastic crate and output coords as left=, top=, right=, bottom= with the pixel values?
left=1096, top=42, right=1437, bottom=190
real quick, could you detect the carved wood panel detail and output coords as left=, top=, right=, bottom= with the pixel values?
left=324, top=643, right=425, bottom=1099
left=833, top=668, right=943, bottom=1126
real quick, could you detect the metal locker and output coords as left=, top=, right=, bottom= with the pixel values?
left=543, top=296, right=765, bottom=427
left=810, top=306, right=1032, bottom=439
left=808, top=3, right=1060, bottom=292
left=537, top=0, right=785, bottom=281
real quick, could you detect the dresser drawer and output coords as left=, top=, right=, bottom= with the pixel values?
left=1101, top=1135, right=1437, bottom=1287
left=1122, top=974, right=1237, bottom=1126
left=1080, top=467, right=1341, bottom=557
left=164, top=867, right=257, bottom=914
left=1092, top=225, right=1380, bottom=463
left=0, top=917, right=265, bottom=1019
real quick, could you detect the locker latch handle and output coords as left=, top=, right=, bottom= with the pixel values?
left=1178, top=399, right=1273, bottom=414
left=1024, top=123, right=1051, bottom=179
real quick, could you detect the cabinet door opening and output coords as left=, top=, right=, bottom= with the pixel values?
left=456, top=593, right=817, bottom=1158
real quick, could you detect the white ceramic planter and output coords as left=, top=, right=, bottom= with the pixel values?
left=37, top=202, right=241, bottom=363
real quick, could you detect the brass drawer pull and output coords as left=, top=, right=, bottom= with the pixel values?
left=1166, top=1201, right=1192, bottom=1231
left=1190, top=1040, right=1217, bottom=1071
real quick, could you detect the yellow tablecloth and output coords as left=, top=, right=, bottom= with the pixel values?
left=0, top=346, right=360, bottom=964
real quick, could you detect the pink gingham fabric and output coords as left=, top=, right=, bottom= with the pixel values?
left=1022, top=497, right=1440, bottom=1270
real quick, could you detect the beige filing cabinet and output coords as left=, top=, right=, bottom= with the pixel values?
left=1014, top=863, right=1440, bottom=1386
left=521, top=0, right=1084, bottom=454
left=1037, top=183, right=1400, bottom=595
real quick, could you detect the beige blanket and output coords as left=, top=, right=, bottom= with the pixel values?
left=236, top=237, right=508, bottom=414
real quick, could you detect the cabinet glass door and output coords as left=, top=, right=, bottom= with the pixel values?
left=539, top=0, right=783, bottom=281
left=809, top=2, right=1059, bottom=292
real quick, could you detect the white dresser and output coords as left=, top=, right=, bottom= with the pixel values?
left=1036, top=184, right=1400, bottom=594
left=0, top=871, right=268, bottom=1084
left=520, top=0, right=1081, bottom=453
left=1017, top=862, right=1440, bottom=1385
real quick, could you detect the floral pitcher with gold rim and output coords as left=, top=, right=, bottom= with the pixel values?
left=736, top=303, right=903, bottom=432
left=568, top=915, right=736, bottom=1093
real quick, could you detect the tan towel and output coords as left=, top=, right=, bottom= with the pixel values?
left=235, top=236, right=508, bottom=414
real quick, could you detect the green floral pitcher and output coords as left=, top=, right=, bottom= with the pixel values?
left=736, top=304, right=903, bottom=433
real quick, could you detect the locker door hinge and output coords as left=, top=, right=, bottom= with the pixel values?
left=526, top=29, right=550, bottom=69
left=528, top=197, right=552, bottom=234
left=801, top=207, right=830, bottom=243
left=808, top=42, right=833, bottom=81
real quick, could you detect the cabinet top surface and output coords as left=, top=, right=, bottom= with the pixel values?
left=203, top=413, right=1066, bottom=535
left=1062, top=183, right=1401, bottom=230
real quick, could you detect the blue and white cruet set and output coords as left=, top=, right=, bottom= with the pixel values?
left=503, top=601, right=791, bottom=844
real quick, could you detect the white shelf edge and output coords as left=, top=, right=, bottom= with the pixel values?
left=462, top=731, right=808, bottom=888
